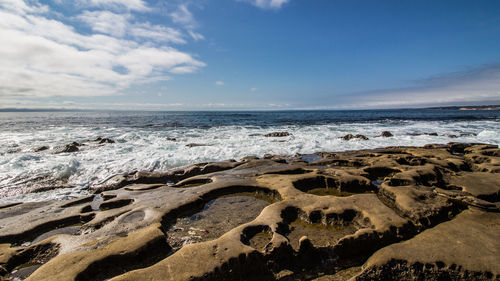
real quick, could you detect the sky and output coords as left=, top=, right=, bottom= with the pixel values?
left=1, top=0, right=500, bottom=110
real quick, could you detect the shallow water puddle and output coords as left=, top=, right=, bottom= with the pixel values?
left=248, top=231, right=273, bottom=251
left=166, top=193, right=271, bottom=251
left=287, top=219, right=358, bottom=250
left=10, top=263, right=42, bottom=280
left=299, top=154, right=323, bottom=163
left=31, top=225, right=81, bottom=244
left=306, top=187, right=357, bottom=197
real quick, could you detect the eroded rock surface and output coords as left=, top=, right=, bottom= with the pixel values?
left=0, top=143, right=498, bottom=281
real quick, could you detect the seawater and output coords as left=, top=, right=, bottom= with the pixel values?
left=0, top=110, right=499, bottom=203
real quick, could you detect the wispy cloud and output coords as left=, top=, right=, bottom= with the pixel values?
left=188, top=30, right=205, bottom=41
left=170, top=4, right=196, bottom=28
left=336, top=64, right=500, bottom=108
left=169, top=3, right=205, bottom=41
left=240, top=0, right=290, bottom=10
left=77, top=10, right=131, bottom=37
left=0, top=0, right=205, bottom=98
left=81, top=0, right=151, bottom=12
left=215, top=81, right=225, bottom=86
left=0, top=0, right=48, bottom=14
left=77, top=11, right=187, bottom=43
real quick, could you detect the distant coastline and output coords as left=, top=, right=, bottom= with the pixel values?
left=424, top=105, right=500, bottom=111
left=0, top=105, right=499, bottom=112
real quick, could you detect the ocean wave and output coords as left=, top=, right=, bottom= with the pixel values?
left=0, top=119, right=499, bottom=203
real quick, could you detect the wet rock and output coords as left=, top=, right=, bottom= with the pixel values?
left=264, top=132, right=291, bottom=137
left=166, top=137, right=177, bottom=141
left=186, top=143, right=211, bottom=148
left=380, top=131, right=393, bottom=137
left=95, top=137, right=115, bottom=144
left=424, top=132, right=438, bottom=136
left=54, top=142, right=81, bottom=154
left=356, top=134, right=369, bottom=140
left=460, top=132, right=477, bottom=137
left=34, top=146, right=49, bottom=152
left=341, top=134, right=369, bottom=141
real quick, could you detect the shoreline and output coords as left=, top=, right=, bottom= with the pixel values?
left=0, top=142, right=499, bottom=280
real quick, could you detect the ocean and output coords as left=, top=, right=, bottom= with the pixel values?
left=1, top=109, right=499, bottom=203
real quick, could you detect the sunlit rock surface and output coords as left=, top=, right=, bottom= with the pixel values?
left=0, top=143, right=499, bottom=281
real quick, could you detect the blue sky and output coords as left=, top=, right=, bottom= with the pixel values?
left=1, top=0, right=500, bottom=110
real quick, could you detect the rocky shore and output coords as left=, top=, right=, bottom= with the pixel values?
left=0, top=143, right=499, bottom=281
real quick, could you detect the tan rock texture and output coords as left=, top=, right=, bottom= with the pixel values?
left=0, top=143, right=498, bottom=281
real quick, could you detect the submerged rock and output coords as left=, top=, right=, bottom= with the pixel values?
left=53, top=142, right=81, bottom=154
left=341, top=134, right=369, bottom=140
left=94, top=137, right=115, bottom=144
left=380, top=131, right=393, bottom=137
left=34, top=146, right=49, bottom=152
left=264, top=132, right=291, bottom=137
left=185, top=143, right=211, bottom=148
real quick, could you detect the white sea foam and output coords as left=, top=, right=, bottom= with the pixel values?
left=0, top=120, right=499, bottom=203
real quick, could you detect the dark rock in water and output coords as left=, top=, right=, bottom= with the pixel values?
left=34, top=146, right=49, bottom=152
left=341, top=134, right=355, bottom=140
left=424, top=132, right=438, bottom=136
left=381, top=131, right=393, bottom=137
left=186, top=143, right=210, bottom=148
left=99, top=138, right=115, bottom=144
left=445, top=134, right=458, bottom=138
left=54, top=142, right=80, bottom=154
left=460, top=132, right=477, bottom=137
left=264, top=132, right=291, bottom=137
left=95, top=137, right=115, bottom=144
left=341, top=134, right=369, bottom=141
left=166, top=138, right=177, bottom=141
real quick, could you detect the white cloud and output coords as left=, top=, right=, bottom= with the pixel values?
left=241, top=0, right=290, bottom=9
left=167, top=3, right=205, bottom=43
left=169, top=66, right=200, bottom=74
left=77, top=11, right=186, bottom=44
left=82, top=0, right=150, bottom=12
left=77, top=10, right=130, bottom=37
left=215, top=81, right=224, bottom=86
left=188, top=30, right=205, bottom=41
left=250, top=87, right=258, bottom=91
left=130, top=22, right=186, bottom=44
left=0, top=0, right=48, bottom=14
left=0, top=1, right=205, bottom=98
left=170, top=4, right=195, bottom=27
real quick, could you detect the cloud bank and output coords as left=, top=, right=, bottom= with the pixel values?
left=334, top=64, right=500, bottom=109
left=0, top=0, right=205, bottom=98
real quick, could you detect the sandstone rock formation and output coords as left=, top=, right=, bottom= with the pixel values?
left=0, top=143, right=498, bottom=281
